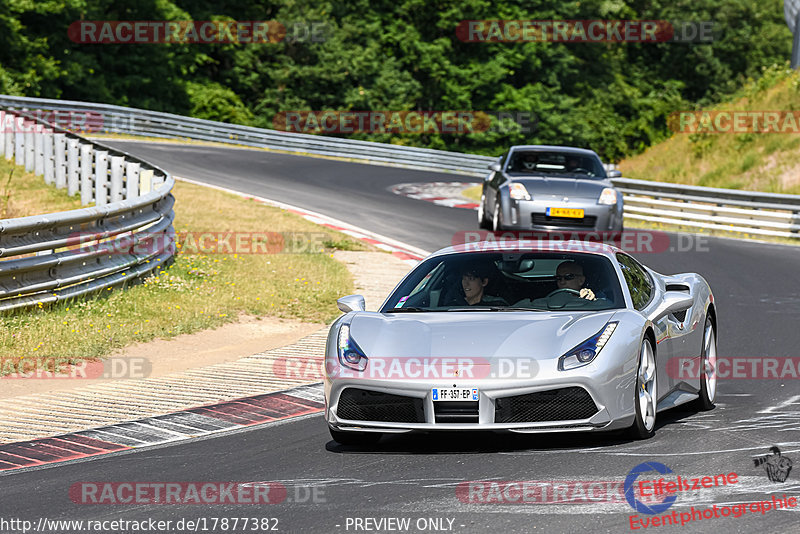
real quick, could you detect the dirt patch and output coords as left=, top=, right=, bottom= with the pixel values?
left=0, top=315, right=324, bottom=399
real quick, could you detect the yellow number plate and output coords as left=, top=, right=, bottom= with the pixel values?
left=547, top=207, right=584, bottom=218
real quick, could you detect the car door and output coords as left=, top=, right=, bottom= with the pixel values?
left=616, top=253, right=672, bottom=401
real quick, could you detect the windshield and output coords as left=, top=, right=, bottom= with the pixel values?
left=381, top=252, right=624, bottom=312
left=506, top=150, right=606, bottom=178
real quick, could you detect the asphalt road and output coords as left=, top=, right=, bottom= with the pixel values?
left=2, top=141, right=799, bottom=534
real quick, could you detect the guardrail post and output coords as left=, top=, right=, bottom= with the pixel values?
left=14, top=118, right=24, bottom=166
left=34, top=125, right=45, bottom=176
left=0, top=110, right=4, bottom=157
left=95, top=150, right=108, bottom=205
left=43, top=128, right=54, bottom=185
left=67, top=138, right=79, bottom=195
left=139, top=169, right=154, bottom=195
left=54, top=133, right=66, bottom=188
left=24, top=122, right=34, bottom=172
left=110, top=155, right=124, bottom=202
left=125, top=162, right=140, bottom=199
left=151, top=173, right=165, bottom=190
left=80, top=143, right=94, bottom=205
left=3, top=113, right=13, bottom=160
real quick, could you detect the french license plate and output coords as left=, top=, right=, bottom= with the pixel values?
left=432, top=388, right=479, bottom=402
left=547, top=207, right=584, bottom=218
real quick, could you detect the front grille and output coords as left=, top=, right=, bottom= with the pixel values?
left=532, top=214, right=597, bottom=228
left=337, top=388, right=424, bottom=423
left=434, top=401, right=479, bottom=423
left=495, top=387, right=598, bottom=423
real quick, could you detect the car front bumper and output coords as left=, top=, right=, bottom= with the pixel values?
left=501, top=197, right=623, bottom=233
left=324, top=347, right=638, bottom=434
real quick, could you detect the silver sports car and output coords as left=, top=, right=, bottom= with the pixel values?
left=478, top=145, right=624, bottom=234
left=324, top=241, right=717, bottom=445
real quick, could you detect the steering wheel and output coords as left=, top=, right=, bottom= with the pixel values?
left=545, top=288, right=582, bottom=308
left=568, top=167, right=590, bottom=174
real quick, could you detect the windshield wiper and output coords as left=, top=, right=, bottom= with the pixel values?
left=496, top=307, right=548, bottom=312
left=445, top=306, right=549, bottom=312
left=384, top=307, right=426, bottom=313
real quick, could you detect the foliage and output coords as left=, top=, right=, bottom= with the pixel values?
left=0, top=0, right=792, bottom=160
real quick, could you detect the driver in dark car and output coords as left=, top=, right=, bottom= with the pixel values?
left=565, top=155, right=583, bottom=173
left=555, top=261, right=596, bottom=300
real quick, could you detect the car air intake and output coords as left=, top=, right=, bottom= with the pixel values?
left=337, top=388, right=424, bottom=423
left=434, top=401, right=479, bottom=423
left=495, top=387, right=598, bottom=423
left=532, top=214, right=597, bottom=228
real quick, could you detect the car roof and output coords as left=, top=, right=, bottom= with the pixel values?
left=507, top=145, right=600, bottom=157
left=428, top=240, right=622, bottom=259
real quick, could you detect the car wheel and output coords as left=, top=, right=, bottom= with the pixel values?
left=492, top=202, right=504, bottom=232
left=478, top=193, right=491, bottom=229
left=329, top=427, right=382, bottom=446
left=629, top=337, right=657, bottom=440
left=693, top=317, right=717, bottom=411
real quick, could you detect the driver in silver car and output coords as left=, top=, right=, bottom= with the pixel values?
left=512, top=260, right=597, bottom=308
left=555, top=261, right=596, bottom=301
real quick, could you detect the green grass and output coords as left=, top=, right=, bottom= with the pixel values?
left=0, top=162, right=369, bottom=365
left=0, top=157, right=82, bottom=218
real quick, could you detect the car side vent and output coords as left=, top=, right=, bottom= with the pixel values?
left=665, top=284, right=690, bottom=293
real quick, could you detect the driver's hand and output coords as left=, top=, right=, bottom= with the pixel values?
left=579, top=288, right=596, bottom=301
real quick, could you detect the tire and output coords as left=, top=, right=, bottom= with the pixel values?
left=477, top=193, right=491, bottom=229
left=329, top=427, right=382, bottom=446
left=693, top=317, right=717, bottom=411
left=629, top=337, right=657, bottom=440
left=492, top=202, right=504, bottom=232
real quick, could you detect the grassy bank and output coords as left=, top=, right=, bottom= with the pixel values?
left=0, top=158, right=368, bottom=364
left=620, top=66, right=800, bottom=194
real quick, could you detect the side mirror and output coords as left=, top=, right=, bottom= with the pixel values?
left=607, top=170, right=622, bottom=178
left=648, top=291, right=693, bottom=322
left=488, top=162, right=502, bottom=172
left=337, top=294, right=366, bottom=313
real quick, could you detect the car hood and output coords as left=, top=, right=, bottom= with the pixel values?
left=348, top=310, right=618, bottom=360
left=505, top=175, right=610, bottom=198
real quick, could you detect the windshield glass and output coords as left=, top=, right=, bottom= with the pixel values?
left=506, top=150, right=606, bottom=178
left=381, top=252, right=624, bottom=312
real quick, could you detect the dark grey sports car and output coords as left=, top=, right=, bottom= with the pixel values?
left=478, top=145, right=624, bottom=234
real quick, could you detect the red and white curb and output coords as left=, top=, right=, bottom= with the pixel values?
left=176, top=175, right=429, bottom=265
left=0, top=384, right=324, bottom=473
left=390, top=182, right=480, bottom=210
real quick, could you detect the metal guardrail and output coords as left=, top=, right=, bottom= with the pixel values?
left=0, top=94, right=496, bottom=176
left=0, top=107, right=175, bottom=312
left=616, top=178, right=800, bottom=238
left=1, top=94, right=800, bottom=239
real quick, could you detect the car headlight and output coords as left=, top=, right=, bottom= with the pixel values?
left=558, top=322, right=618, bottom=371
left=598, top=187, right=618, bottom=205
left=338, top=324, right=368, bottom=371
left=509, top=183, right=531, bottom=201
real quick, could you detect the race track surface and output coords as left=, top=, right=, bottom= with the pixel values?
left=4, top=140, right=799, bottom=534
